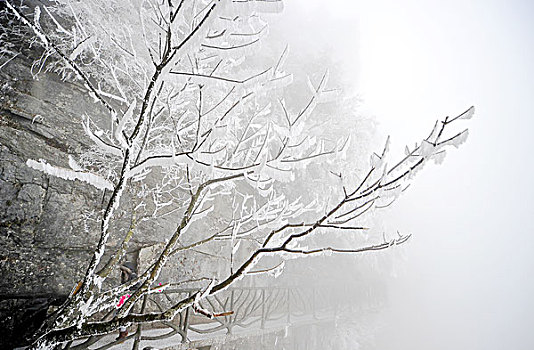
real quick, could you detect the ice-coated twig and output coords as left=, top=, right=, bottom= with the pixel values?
left=5, top=2, right=118, bottom=121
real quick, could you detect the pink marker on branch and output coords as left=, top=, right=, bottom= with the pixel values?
left=117, top=294, right=132, bottom=307
left=117, top=295, right=127, bottom=307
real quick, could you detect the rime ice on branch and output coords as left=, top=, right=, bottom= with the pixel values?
left=1, top=0, right=473, bottom=349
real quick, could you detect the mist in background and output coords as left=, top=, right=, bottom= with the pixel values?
left=269, top=1, right=534, bottom=349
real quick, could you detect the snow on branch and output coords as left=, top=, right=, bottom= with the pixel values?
left=5, top=2, right=118, bottom=120
left=208, top=107, right=473, bottom=297
left=229, top=0, right=284, bottom=14
left=192, top=279, right=217, bottom=319
left=82, top=117, right=123, bottom=157
left=281, top=233, right=412, bottom=256
left=114, top=99, right=136, bottom=148
left=247, top=260, right=285, bottom=278
left=3, top=0, right=476, bottom=346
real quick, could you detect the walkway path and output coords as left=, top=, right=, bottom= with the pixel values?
left=69, top=285, right=350, bottom=350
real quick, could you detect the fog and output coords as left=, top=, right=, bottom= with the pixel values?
left=269, top=1, right=534, bottom=349
left=3, top=1, right=533, bottom=349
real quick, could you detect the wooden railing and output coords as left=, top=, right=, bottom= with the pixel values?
left=67, top=285, right=353, bottom=350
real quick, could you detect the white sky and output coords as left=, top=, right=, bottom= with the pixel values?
left=272, top=1, right=534, bottom=349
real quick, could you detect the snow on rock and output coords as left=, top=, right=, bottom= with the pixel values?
left=26, top=159, right=113, bottom=190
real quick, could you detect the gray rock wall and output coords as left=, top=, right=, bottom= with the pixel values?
left=0, top=54, right=105, bottom=296
left=0, top=50, right=223, bottom=347
left=0, top=54, right=101, bottom=346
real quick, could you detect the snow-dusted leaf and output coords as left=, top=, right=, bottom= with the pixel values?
left=440, top=129, right=469, bottom=148
left=370, top=153, right=382, bottom=168
left=458, top=106, right=475, bottom=120
left=420, top=140, right=435, bottom=157
left=432, top=150, right=447, bottom=165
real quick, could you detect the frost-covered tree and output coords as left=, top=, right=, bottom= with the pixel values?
left=1, top=0, right=473, bottom=349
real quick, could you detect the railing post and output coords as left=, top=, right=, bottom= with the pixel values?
left=227, top=289, right=235, bottom=334
left=286, top=288, right=291, bottom=324
left=334, top=292, right=341, bottom=320
left=261, top=288, right=266, bottom=329
left=132, top=294, right=148, bottom=350
left=312, top=288, right=317, bottom=319
left=182, top=291, right=192, bottom=343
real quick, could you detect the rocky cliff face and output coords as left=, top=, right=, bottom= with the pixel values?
left=0, top=54, right=104, bottom=294
left=0, top=45, right=108, bottom=345
left=0, top=49, right=223, bottom=347
left=0, top=7, right=380, bottom=349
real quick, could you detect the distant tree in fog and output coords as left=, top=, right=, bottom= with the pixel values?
left=1, top=0, right=473, bottom=348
